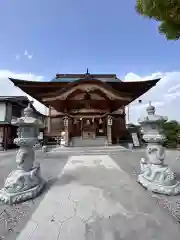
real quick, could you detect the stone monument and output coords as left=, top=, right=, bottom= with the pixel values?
left=138, top=102, right=180, bottom=195
left=0, top=103, right=45, bottom=204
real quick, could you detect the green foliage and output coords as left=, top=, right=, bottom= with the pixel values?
left=136, top=0, right=180, bottom=40
left=160, top=120, right=180, bottom=148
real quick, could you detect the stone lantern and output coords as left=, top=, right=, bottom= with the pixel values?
left=0, top=103, right=45, bottom=204
left=107, top=116, right=113, bottom=126
left=138, top=102, right=180, bottom=195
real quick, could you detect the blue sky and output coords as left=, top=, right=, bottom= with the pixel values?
left=0, top=0, right=180, bottom=79
left=1, top=0, right=180, bottom=122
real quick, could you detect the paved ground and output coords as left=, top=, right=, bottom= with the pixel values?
left=0, top=148, right=180, bottom=239
left=16, top=154, right=180, bottom=239
left=110, top=149, right=180, bottom=222
left=0, top=150, right=68, bottom=240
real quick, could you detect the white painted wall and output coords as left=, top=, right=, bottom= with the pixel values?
left=0, top=102, right=6, bottom=121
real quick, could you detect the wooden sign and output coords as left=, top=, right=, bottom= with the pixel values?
left=131, top=133, right=140, bottom=147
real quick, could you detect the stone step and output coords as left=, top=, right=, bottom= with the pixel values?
left=71, top=136, right=106, bottom=147
left=50, top=145, right=128, bottom=153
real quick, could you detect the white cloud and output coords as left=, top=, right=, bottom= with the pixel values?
left=124, top=72, right=180, bottom=124
left=24, top=50, right=33, bottom=60
left=168, top=84, right=180, bottom=93
left=124, top=72, right=165, bottom=82
left=15, top=55, right=20, bottom=60
left=24, top=50, right=28, bottom=56
left=15, top=50, right=33, bottom=61
left=27, top=54, right=33, bottom=60
left=0, top=70, right=48, bottom=115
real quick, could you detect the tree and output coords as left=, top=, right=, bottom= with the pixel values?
left=161, top=120, right=180, bottom=148
left=136, top=0, right=180, bottom=40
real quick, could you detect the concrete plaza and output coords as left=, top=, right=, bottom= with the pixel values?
left=0, top=148, right=180, bottom=239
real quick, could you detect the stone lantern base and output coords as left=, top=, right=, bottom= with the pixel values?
left=138, top=158, right=180, bottom=195
left=0, top=166, right=45, bottom=205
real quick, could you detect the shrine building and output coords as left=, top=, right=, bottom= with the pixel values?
left=9, top=71, right=160, bottom=147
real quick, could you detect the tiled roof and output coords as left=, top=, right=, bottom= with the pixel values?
left=112, top=109, right=124, bottom=114
left=51, top=77, right=80, bottom=82
left=51, top=74, right=121, bottom=83
left=0, top=96, right=45, bottom=116
left=51, top=77, right=121, bottom=83
left=0, top=96, right=28, bottom=101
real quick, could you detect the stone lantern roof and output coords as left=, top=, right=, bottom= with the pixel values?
left=11, top=102, right=44, bottom=127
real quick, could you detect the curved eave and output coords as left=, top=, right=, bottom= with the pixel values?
left=9, top=77, right=160, bottom=89
left=125, top=78, right=161, bottom=102
left=8, top=78, right=69, bottom=87
left=9, top=78, right=67, bottom=106
left=9, top=77, right=160, bottom=107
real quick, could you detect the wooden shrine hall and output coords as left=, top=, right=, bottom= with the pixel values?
left=9, top=71, right=160, bottom=147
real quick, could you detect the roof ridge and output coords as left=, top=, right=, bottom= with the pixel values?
left=55, top=73, right=117, bottom=78
left=0, top=96, right=28, bottom=98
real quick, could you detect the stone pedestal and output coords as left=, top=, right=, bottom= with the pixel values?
left=0, top=103, right=45, bottom=204
left=138, top=102, right=180, bottom=195
left=0, top=166, right=44, bottom=204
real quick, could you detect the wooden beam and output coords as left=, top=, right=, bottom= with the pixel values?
left=42, top=84, right=132, bottom=102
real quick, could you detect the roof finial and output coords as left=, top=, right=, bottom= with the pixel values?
left=146, top=101, right=155, bottom=114
left=86, top=68, right=89, bottom=75
left=24, top=101, right=34, bottom=117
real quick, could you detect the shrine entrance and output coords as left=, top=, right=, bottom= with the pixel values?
left=81, top=118, right=96, bottom=139
left=77, top=117, right=106, bottom=138
left=70, top=116, right=107, bottom=147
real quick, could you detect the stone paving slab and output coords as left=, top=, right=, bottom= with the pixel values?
left=49, top=146, right=128, bottom=154
left=17, top=155, right=180, bottom=240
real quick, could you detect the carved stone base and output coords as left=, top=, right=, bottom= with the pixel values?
left=138, top=161, right=180, bottom=195
left=0, top=183, right=44, bottom=205
left=0, top=166, right=45, bottom=204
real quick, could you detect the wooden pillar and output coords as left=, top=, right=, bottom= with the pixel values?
left=107, top=115, right=112, bottom=145
left=3, top=126, right=8, bottom=151
left=64, top=116, right=69, bottom=147
left=0, top=126, right=4, bottom=150
left=47, top=106, right=51, bottom=133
